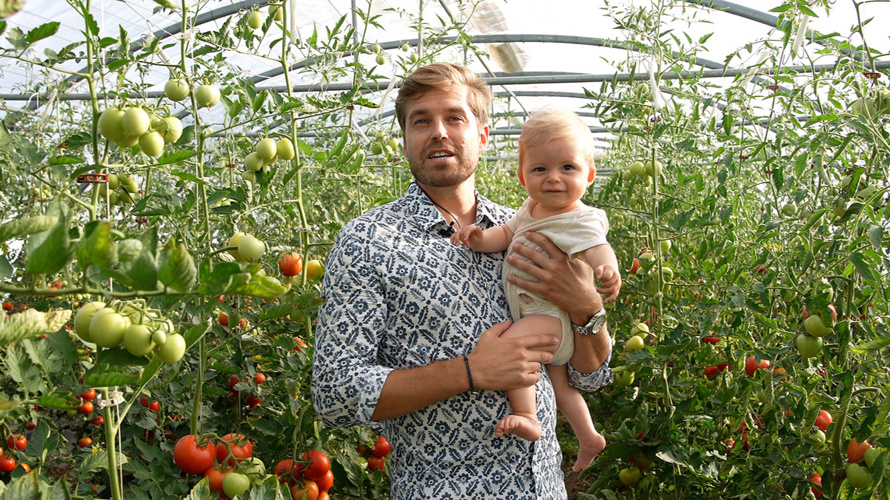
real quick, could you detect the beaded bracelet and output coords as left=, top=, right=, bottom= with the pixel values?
left=463, top=354, right=475, bottom=392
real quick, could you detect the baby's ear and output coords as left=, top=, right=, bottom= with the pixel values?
left=587, top=166, right=596, bottom=183
left=518, top=169, right=526, bottom=187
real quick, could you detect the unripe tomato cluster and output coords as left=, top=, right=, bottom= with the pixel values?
left=368, top=130, right=400, bottom=157
left=228, top=232, right=266, bottom=262
left=241, top=137, right=296, bottom=184
left=98, top=105, right=183, bottom=157
left=73, top=301, right=185, bottom=364
left=93, top=173, right=141, bottom=207
left=846, top=438, right=881, bottom=489
left=278, top=252, right=325, bottom=283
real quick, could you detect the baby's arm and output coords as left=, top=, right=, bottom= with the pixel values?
left=451, top=224, right=513, bottom=253
left=581, top=244, right=622, bottom=303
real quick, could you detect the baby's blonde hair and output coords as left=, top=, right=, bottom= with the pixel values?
left=518, top=108, right=596, bottom=170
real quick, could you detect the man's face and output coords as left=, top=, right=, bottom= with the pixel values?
left=402, top=84, right=489, bottom=188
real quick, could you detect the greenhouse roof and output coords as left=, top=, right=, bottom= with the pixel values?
left=1, top=0, right=889, bottom=145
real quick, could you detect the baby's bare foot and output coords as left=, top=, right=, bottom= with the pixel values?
left=572, top=431, right=607, bottom=471
left=495, top=414, right=542, bottom=441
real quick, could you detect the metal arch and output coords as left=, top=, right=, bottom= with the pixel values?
left=20, top=0, right=272, bottom=110
left=682, top=0, right=779, bottom=27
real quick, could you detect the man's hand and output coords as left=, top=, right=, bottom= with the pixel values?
left=595, top=264, right=621, bottom=303
left=469, top=320, right=558, bottom=391
left=504, top=231, right=603, bottom=325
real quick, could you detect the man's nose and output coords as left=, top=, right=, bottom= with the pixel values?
left=431, top=119, right=448, bottom=140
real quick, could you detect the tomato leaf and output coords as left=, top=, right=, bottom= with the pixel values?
left=198, top=260, right=249, bottom=296
left=35, top=391, right=79, bottom=410
left=76, top=220, right=115, bottom=270
left=0, top=309, right=72, bottom=348
left=2, top=468, right=41, bottom=498
left=24, top=200, right=73, bottom=275
left=83, top=365, right=142, bottom=388
left=97, top=347, right=151, bottom=367
left=119, top=227, right=159, bottom=291
left=158, top=240, right=197, bottom=292
left=25, top=21, right=59, bottom=44
left=850, top=252, right=878, bottom=282
left=0, top=215, right=59, bottom=242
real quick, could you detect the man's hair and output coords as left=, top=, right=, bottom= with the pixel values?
left=518, top=108, right=596, bottom=169
left=395, top=63, right=492, bottom=131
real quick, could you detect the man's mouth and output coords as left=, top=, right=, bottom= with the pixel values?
left=428, top=151, right=454, bottom=159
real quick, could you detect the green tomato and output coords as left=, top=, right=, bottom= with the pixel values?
left=255, top=138, right=278, bottom=161
left=247, top=10, right=263, bottom=30
left=276, top=138, right=295, bottom=160
left=803, top=315, right=832, bottom=337
left=625, top=335, right=645, bottom=351
left=156, top=333, right=185, bottom=364
left=644, top=160, right=662, bottom=177
left=796, top=333, right=823, bottom=358
left=376, top=54, right=386, bottom=65
left=781, top=203, right=797, bottom=217
left=98, top=107, right=127, bottom=143
left=222, top=472, right=251, bottom=497
left=638, top=251, right=656, bottom=269
left=164, top=79, right=190, bottom=101
left=864, top=447, right=881, bottom=468
left=121, top=107, right=150, bottom=137
left=630, top=323, right=649, bottom=338
left=160, top=116, right=183, bottom=143
left=89, top=308, right=129, bottom=348
left=619, top=466, right=642, bottom=487
left=195, top=84, right=221, bottom=108
left=74, top=301, right=106, bottom=343
left=139, top=131, right=165, bottom=157
left=124, top=324, right=155, bottom=357
left=151, top=329, right=167, bottom=347
left=237, top=235, right=265, bottom=262
left=846, top=463, right=872, bottom=489
left=628, top=161, right=645, bottom=178
left=228, top=233, right=245, bottom=261
left=613, top=369, right=635, bottom=386
left=242, top=457, right=266, bottom=484
left=245, top=152, right=265, bottom=172
left=659, top=239, right=672, bottom=253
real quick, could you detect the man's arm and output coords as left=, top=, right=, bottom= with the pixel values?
left=371, top=321, right=558, bottom=420
left=504, top=231, right=611, bottom=373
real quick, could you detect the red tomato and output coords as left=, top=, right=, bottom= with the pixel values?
left=92, top=416, right=105, bottom=426
left=814, top=410, right=832, bottom=432
left=26, top=422, right=35, bottom=430
left=702, top=336, right=719, bottom=345
left=149, top=400, right=160, bottom=412
left=204, top=466, right=231, bottom=493
left=219, top=312, right=229, bottom=326
left=228, top=375, right=240, bottom=391
left=78, top=401, right=94, bottom=415
left=139, top=397, right=149, bottom=407
left=216, top=433, right=253, bottom=466
left=81, top=388, right=96, bottom=401
left=314, top=469, right=334, bottom=492
left=7, top=435, right=26, bottom=451
left=811, top=472, right=823, bottom=496
left=275, top=458, right=300, bottom=484
left=293, top=337, right=308, bottom=353
left=290, top=481, right=319, bottom=500
left=254, top=372, right=267, bottom=384
left=278, top=252, right=304, bottom=277
left=301, top=450, right=331, bottom=481
left=1, top=301, right=13, bottom=311
left=367, top=456, right=386, bottom=471
left=0, top=456, right=16, bottom=473
left=173, top=435, right=216, bottom=475
left=78, top=437, right=93, bottom=448
left=848, top=438, right=872, bottom=464
left=247, top=395, right=262, bottom=408
left=317, top=493, right=330, bottom=500
left=17, top=463, right=30, bottom=473
left=745, top=356, right=770, bottom=377
left=372, top=436, right=391, bottom=457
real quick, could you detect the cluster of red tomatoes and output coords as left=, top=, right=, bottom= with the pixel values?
left=1, top=434, right=29, bottom=473
left=226, top=373, right=266, bottom=410
left=174, top=433, right=269, bottom=497
left=274, top=450, right=334, bottom=500
left=359, top=435, right=392, bottom=472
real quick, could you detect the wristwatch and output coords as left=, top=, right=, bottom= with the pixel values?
left=571, top=308, right=607, bottom=336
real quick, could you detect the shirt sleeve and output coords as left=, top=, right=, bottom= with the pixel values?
left=310, top=226, right=394, bottom=428
left=567, top=347, right=613, bottom=392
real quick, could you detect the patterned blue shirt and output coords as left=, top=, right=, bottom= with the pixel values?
left=311, top=183, right=612, bottom=499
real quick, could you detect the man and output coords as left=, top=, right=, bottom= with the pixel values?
left=311, top=62, right=612, bottom=499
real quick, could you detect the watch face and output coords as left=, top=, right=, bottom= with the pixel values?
left=590, top=314, right=606, bottom=333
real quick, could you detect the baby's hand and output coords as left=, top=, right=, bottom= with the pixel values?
left=451, top=225, right=483, bottom=248
left=595, top=264, right=621, bottom=303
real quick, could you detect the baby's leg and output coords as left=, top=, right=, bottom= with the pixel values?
left=547, top=364, right=606, bottom=471
left=494, top=314, right=561, bottom=442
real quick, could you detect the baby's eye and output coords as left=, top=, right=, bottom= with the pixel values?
left=561, top=164, right=576, bottom=170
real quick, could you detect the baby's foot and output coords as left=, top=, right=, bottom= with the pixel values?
left=572, top=431, right=607, bottom=471
left=495, top=414, right=542, bottom=441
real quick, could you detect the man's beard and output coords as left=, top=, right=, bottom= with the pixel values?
left=407, top=144, right=477, bottom=187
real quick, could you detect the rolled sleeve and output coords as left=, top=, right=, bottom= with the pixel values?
left=567, top=346, right=613, bottom=392
left=311, top=230, right=393, bottom=428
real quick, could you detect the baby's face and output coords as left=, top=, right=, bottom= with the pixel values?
left=518, top=137, right=595, bottom=213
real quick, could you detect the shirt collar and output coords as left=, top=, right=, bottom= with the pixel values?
left=406, top=182, right=500, bottom=234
